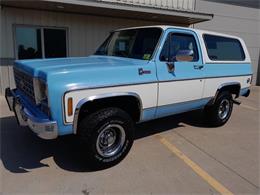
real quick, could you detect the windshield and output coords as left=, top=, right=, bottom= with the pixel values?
left=95, top=28, right=162, bottom=60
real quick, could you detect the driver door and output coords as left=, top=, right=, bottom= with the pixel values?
left=155, top=30, right=205, bottom=118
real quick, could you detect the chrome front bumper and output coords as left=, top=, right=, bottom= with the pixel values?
left=5, top=88, right=58, bottom=139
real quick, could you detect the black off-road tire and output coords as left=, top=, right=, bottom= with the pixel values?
left=204, top=91, right=233, bottom=127
left=78, top=107, right=134, bottom=169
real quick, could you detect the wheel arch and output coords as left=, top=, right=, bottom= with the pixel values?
left=211, top=82, right=241, bottom=105
left=73, top=92, right=143, bottom=134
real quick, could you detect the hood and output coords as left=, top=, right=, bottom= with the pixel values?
left=14, top=55, right=155, bottom=91
left=14, top=55, right=148, bottom=80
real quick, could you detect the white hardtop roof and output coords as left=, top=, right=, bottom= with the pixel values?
left=116, top=25, right=251, bottom=63
left=116, top=25, right=242, bottom=40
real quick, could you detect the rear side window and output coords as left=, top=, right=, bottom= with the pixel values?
left=203, top=34, right=245, bottom=61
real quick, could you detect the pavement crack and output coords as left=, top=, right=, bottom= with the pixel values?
left=173, top=131, right=260, bottom=190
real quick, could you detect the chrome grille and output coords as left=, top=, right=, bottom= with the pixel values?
left=14, top=68, right=35, bottom=102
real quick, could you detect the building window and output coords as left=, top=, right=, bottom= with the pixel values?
left=15, top=26, right=67, bottom=60
left=44, top=29, right=67, bottom=58
left=16, top=27, right=43, bottom=59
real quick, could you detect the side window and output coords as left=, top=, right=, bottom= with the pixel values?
left=160, top=33, right=199, bottom=62
left=170, top=33, right=199, bottom=62
left=203, top=34, right=245, bottom=61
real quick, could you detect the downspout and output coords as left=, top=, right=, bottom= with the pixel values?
left=192, top=0, right=197, bottom=28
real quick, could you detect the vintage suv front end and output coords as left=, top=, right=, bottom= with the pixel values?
left=5, top=64, right=58, bottom=139
left=5, top=53, right=157, bottom=140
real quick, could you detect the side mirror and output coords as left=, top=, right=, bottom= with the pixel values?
left=175, top=50, right=194, bottom=62
left=166, top=62, right=175, bottom=73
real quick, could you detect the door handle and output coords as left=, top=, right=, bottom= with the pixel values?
left=194, top=65, right=203, bottom=70
left=166, top=62, right=175, bottom=73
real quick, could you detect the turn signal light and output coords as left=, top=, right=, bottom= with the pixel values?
left=68, top=97, right=73, bottom=116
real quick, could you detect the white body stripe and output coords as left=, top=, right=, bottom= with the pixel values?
left=203, top=75, right=251, bottom=98
left=158, top=79, right=204, bottom=106
left=64, top=75, right=251, bottom=124
left=64, top=83, right=157, bottom=123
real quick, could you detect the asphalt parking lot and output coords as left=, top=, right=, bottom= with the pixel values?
left=0, top=87, right=259, bottom=195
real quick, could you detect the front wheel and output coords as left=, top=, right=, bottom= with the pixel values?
left=78, top=107, right=134, bottom=169
left=204, top=91, right=233, bottom=127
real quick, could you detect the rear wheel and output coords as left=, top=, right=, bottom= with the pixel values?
left=78, top=107, right=134, bottom=168
left=205, top=91, right=233, bottom=127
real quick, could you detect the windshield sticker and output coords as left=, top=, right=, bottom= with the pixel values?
left=119, top=42, right=126, bottom=51
left=143, top=54, right=151, bottom=60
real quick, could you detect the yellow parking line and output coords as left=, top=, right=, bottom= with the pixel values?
left=157, top=135, right=233, bottom=195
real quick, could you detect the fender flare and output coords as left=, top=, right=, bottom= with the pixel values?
left=72, top=92, right=143, bottom=134
left=211, top=82, right=241, bottom=105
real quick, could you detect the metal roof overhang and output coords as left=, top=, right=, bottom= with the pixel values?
left=0, top=0, right=213, bottom=25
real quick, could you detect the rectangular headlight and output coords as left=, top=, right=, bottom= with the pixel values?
left=34, top=78, right=48, bottom=104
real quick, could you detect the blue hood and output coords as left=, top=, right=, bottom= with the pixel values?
left=15, top=55, right=147, bottom=81
left=14, top=55, right=157, bottom=92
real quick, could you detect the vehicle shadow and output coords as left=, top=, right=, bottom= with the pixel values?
left=135, top=109, right=210, bottom=139
left=0, top=110, right=209, bottom=173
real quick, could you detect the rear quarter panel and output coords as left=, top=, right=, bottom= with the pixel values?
left=194, top=30, right=253, bottom=98
left=202, top=63, right=252, bottom=98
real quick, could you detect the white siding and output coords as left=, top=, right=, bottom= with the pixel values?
left=194, top=0, right=260, bottom=85
left=98, top=0, right=195, bottom=10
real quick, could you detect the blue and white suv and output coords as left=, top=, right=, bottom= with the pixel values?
left=6, top=26, right=252, bottom=167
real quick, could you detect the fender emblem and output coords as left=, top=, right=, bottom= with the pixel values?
left=138, top=68, right=151, bottom=75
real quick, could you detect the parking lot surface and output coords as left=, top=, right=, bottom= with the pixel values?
left=0, top=87, right=259, bottom=195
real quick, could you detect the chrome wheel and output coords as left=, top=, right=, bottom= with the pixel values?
left=96, top=124, right=126, bottom=158
left=218, top=99, right=230, bottom=120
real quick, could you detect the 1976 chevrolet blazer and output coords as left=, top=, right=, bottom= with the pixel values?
left=6, top=26, right=252, bottom=167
